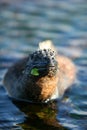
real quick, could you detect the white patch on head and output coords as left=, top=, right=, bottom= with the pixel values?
left=39, top=40, right=53, bottom=49
left=39, top=40, right=57, bottom=54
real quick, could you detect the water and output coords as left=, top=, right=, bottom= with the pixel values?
left=0, top=0, right=87, bottom=130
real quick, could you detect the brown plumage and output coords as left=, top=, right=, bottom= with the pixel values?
left=3, top=40, right=76, bottom=103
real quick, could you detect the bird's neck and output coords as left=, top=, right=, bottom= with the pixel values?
left=36, top=74, right=58, bottom=101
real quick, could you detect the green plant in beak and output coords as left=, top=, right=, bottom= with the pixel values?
left=31, top=68, right=39, bottom=76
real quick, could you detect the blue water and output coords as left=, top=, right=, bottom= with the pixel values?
left=0, top=0, right=87, bottom=130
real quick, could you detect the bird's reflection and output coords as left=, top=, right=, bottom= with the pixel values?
left=12, top=99, right=66, bottom=130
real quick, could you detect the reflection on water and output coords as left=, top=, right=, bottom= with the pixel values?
left=0, top=0, right=87, bottom=130
left=12, top=100, right=65, bottom=130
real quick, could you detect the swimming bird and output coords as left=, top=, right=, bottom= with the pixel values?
left=3, top=40, right=76, bottom=103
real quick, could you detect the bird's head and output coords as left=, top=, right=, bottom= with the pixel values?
left=25, top=49, right=58, bottom=79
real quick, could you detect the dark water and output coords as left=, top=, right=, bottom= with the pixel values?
left=0, top=0, right=87, bottom=130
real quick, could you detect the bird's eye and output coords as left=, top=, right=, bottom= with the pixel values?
left=31, top=68, right=39, bottom=76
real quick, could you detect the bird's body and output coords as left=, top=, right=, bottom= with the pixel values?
left=3, top=41, right=76, bottom=103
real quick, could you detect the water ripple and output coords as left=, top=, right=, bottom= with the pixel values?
left=0, top=0, right=87, bottom=129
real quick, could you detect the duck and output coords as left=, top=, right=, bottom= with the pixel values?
left=3, top=40, right=76, bottom=103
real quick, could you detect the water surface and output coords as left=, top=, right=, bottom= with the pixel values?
left=0, top=0, right=87, bottom=130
